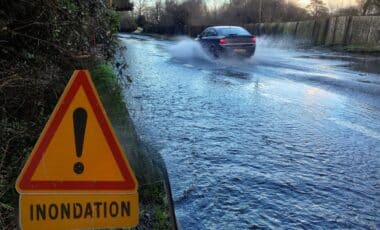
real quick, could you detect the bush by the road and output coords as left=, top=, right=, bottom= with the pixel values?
left=120, top=12, right=138, bottom=32
left=0, top=1, right=119, bottom=228
left=0, top=1, right=175, bottom=228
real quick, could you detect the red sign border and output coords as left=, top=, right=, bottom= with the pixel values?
left=17, top=70, right=137, bottom=191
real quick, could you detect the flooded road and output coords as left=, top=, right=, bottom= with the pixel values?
left=116, top=34, right=380, bottom=229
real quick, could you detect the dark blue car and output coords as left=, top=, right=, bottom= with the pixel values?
left=196, top=26, right=256, bottom=58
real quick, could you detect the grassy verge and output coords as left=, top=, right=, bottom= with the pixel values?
left=331, top=44, right=380, bottom=54
left=90, top=63, right=174, bottom=229
left=91, top=63, right=126, bottom=118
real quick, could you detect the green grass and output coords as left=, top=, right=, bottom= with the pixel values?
left=90, top=63, right=128, bottom=123
left=153, top=206, right=170, bottom=230
left=89, top=63, right=173, bottom=229
left=138, top=183, right=171, bottom=230
left=91, top=63, right=123, bottom=101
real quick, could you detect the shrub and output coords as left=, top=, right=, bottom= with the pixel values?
left=120, top=12, right=138, bottom=32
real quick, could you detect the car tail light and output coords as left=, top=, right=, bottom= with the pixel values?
left=252, top=37, right=256, bottom=43
left=219, top=38, right=227, bottom=44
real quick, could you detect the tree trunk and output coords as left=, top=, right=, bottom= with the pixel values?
left=362, top=0, right=370, bottom=15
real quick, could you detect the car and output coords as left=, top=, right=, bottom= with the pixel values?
left=196, top=26, right=256, bottom=58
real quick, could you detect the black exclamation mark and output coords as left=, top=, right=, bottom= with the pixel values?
left=73, top=107, right=87, bottom=174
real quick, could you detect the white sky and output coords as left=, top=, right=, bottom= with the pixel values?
left=293, top=0, right=358, bottom=10
left=142, top=0, right=359, bottom=11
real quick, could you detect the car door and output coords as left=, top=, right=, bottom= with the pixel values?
left=198, top=28, right=210, bottom=47
left=205, top=29, right=218, bottom=47
left=200, top=28, right=218, bottom=49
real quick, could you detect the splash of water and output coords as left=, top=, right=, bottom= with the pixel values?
left=168, top=36, right=299, bottom=63
left=168, top=36, right=212, bottom=61
left=256, top=35, right=300, bottom=49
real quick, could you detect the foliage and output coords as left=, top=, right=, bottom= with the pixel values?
left=120, top=12, right=138, bottom=32
left=153, top=206, right=170, bottom=230
left=113, top=0, right=134, bottom=11
left=91, top=63, right=127, bottom=119
left=92, top=63, right=123, bottom=97
left=138, top=182, right=171, bottom=230
left=0, top=0, right=120, bottom=228
left=109, top=10, right=122, bottom=35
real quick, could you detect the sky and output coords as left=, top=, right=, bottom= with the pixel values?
left=206, top=0, right=359, bottom=11
left=293, top=0, right=358, bottom=11
left=142, top=0, right=359, bottom=11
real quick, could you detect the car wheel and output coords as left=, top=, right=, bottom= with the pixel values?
left=209, top=46, right=220, bottom=59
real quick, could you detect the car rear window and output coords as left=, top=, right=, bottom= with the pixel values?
left=217, top=27, right=251, bottom=36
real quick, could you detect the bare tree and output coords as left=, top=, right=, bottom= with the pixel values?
left=154, top=0, right=163, bottom=23
left=135, top=0, right=147, bottom=16
left=357, top=0, right=380, bottom=15
left=306, top=0, right=329, bottom=19
left=113, top=0, right=134, bottom=11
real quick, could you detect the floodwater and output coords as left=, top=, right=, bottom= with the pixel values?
left=116, top=34, right=380, bottom=229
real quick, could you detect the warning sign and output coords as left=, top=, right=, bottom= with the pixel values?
left=16, top=70, right=139, bottom=229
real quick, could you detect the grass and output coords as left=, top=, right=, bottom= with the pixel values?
left=139, top=183, right=172, bottom=230
left=91, top=63, right=125, bottom=111
left=332, top=44, right=380, bottom=54
left=89, top=63, right=173, bottom=229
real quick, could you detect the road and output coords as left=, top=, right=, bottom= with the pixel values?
left=116, top=34, right=380, bottom=229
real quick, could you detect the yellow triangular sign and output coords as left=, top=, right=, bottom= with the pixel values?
left=16, top=70, right=138, bottom=193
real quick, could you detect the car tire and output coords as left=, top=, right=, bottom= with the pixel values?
left=209, top=46, right=220, bottom=59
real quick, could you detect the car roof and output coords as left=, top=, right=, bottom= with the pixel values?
left=211, top=26, right=243, bottom=29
